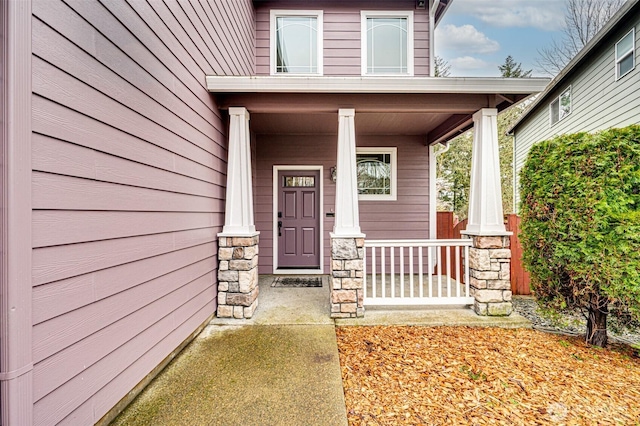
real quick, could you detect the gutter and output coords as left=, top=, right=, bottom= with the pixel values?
left=429, top=0, right=440, bottom=77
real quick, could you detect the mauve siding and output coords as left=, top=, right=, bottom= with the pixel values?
left=30, top=0, right=254, bottom=424
left=255, top=133, right=429, bottom=273
left=255, top=1, right=430, bottom=76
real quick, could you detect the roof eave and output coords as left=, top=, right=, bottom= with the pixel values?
left=509, top=0, right=640, bottom=134
left=206, top=75, right=550, bottom=95
left=434, top=0, right=452, bottom=27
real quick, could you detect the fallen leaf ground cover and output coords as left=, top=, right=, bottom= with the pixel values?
left=336, top=326, right=640, bottom=425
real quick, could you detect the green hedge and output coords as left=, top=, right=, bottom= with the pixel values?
left=519, top=125, right=640, bottom=324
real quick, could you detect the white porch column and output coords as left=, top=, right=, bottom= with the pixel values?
left=465, top=108, right=507, bottom=235
left=331, top=109, right=365, bottom=318
left=217, top=107, right=259, bottom=319
left=333, top=108, right=363, bottom=237
left=220, top=107, right=256, bottom=236
left=463, top=108, right=513, bottom=317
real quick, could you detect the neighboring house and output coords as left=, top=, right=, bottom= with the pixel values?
left=0, top=1, right=546, bottom=424
left=511, top=0, right=640, bottom=210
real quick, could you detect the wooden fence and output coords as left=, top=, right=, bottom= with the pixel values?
left=437, top=212, right=531, bottom=295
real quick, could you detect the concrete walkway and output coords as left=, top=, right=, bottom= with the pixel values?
left=111, top=275, right=530, bottom=425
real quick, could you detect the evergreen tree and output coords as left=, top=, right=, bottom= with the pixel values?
left=434, top=56, right=451, bottom=77
left=499, top=55, right=532, bottom=78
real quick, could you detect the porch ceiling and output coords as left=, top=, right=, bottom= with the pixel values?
left=208, top=76, right=550, bottom=144
left=249, top=112, right=454, bottom=137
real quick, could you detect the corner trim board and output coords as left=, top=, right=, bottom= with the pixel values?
left=0, top=0, right=34, bottom=424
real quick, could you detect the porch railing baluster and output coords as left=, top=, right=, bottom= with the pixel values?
left=437, top=246, right=442, bottom=298
left=465, top=244, right=470, bottom=298
left=409, top=247, right=414, bottom=298
left=390, top=247, right=395, bottom=299
left=428, top=246, right=433, bottom=298
left=372, top=246, right=376, bottom=299
left=363, top=246, right=367, bottom=299
left=381, top=246, right=386, bottom=299
left=418, top=246, right=424, bottom=298
left=455, top=246, right=461, bottom=298
left=400, top=247, right=405, bottom=299
left=446, top=245, right=451, bottom=298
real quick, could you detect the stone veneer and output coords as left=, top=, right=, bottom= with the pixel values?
left=468, top=235, right=512, bottom=316
left=217, top=235, right=259, bottom=319
left=330, top=237, right=365, bottom=318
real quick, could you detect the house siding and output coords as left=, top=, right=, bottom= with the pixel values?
left=255, top=1, right=431, bottom=76
left=514, top=13, right=640, bottom=209
left=255, top=133, right=429, bottom=273
left=30, top=0, right=254, bottom=424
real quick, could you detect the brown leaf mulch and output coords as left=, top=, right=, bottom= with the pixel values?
left=336, top=326, right=640, bottom=425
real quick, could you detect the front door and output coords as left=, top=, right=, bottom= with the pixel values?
left=277, top=170, right=320, bottom=269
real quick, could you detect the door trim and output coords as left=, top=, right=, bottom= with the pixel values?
left=273, top=165, right=324, bottom=274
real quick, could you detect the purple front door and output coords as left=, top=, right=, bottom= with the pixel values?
left=278, top=170, right=320, bottom=269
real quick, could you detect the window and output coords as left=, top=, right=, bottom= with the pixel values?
left=356, top=147, right=397, bottom=200
left=615, top=28, right=635, bottom=80
left=550, top=86, right=571, bottom=125
left=270, top=10, right=323, bottom=75
left=283, top=176, right=315, bottom=187
left=361, top=11, right=414, bottom=76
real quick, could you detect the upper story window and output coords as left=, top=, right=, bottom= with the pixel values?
left=270, top=10, right=323, bottom=75
left=615, top=28, right=635, bottom=80
left=550, top=86, right=571, bottom=125
left=361, top=11, right=414, bottom=76
left=356, top=147, right=397, bottom=200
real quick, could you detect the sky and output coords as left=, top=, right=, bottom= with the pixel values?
left=435, top=0, right=569, bottom=77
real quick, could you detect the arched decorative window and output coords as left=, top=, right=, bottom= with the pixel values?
left=356, top=147, right=397, bottom=200
left=361, top=11, right=414, bottom=76
left=271, top=10, right=323, bottom=75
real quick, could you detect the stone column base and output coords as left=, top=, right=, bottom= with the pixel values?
left=467, top=235, right=512, bottom=316
left=217, top=234, right=259, bottom=319
left=330, top=236, right=365, bottom=318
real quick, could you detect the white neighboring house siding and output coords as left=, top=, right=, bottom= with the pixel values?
left=513, top=13, right=640, bottom=210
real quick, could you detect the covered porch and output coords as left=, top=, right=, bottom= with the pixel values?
left=207, top=76, right=548, bottom=319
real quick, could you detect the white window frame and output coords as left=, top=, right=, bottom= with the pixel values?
left=356, top=147, right=397, bottom=201
left=361, top=11, right=414, bottom=76
left=549, top=86, right=572, bottom=126
left=270, top=10, right=323, bottom=76
left=615, top=28, right=635, bottom=80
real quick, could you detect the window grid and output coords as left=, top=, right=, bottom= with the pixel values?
left=275, top=16, right=317, bottom=74
left=366, top=18, right=408, bottom=74
left=361, top=11, right=414, bottom=76
left=356, top=147, right=397, bottom=201
left=615, top=28, right=635, bottom=80
left=270, top=10, right=323, bottom=76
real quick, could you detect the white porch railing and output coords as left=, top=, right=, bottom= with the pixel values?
left=363, top=239, right=473, bottom=306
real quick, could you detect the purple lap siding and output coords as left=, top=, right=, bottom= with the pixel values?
left=255, top=1, right=431, bottom=76
left=30, top=0, right=254, bottom=424
left=255, top=133, right=430, bottom=274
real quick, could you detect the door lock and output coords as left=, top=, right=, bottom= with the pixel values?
left=278, top=220, right=282, bottom=236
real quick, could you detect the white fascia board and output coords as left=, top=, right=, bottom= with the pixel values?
left=206, top=75, right=550, bottom=95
